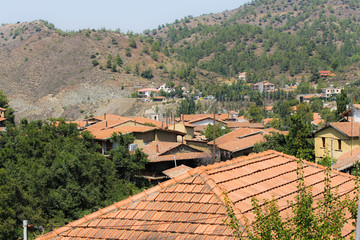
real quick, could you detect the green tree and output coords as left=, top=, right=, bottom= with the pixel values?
left=177, top=98, right=196, bottom=115
left=245, top=105, right=265, bottom=123
left=336, top=90, right=349, bottom=120
left=110, top=133, right=148, bottom=182
left=115, top=54, right=123, bottom=67
left=141, top=68, right=154, bottom=79
left=204, top=123, right=231, bottom=141
left=129, top=37, right=137, bottom=48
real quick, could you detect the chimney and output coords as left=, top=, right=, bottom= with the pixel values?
left=104, top=113, right=106, bottom=120
left=106, top=120, right=108, bottom=128
left=135, top=119, right=137, bottom=126
left=156, top=144, right=159, bottom=153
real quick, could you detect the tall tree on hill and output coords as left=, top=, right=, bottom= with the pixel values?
left=336, top=90, right=349, bottom=120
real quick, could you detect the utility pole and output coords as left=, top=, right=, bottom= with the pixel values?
left=331, top=138, right=333, bottom=169
left=23, top=220, right=28, bottom=240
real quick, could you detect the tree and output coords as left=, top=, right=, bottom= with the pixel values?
left=0, top=121, right=139, bottom=238
left=203, top=123, right=231, bottom=141
left=336, top=90, right=349, bottom=120
left=177, top=98, right=196, bottom=115
left=110, top=133, right=148, bottom=182
left=115, top=54, right=123, bottom=67
left=245, top=105, right=265, bottom=123
left=129, top=37, right=137, bottom=48
left=141, top=68, right=154, bottom=79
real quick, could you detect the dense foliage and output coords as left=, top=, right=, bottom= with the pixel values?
left=161, top=0, right=360, bottom=79
left=203, top=123, right=232, bottom=141
left=0, top=120, right=148, bottom=239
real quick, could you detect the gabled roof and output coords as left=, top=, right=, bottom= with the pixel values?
left=208, top=128, right=263, bottom=146
left=188, top=116, right=227, bottom=125
left=316, top=122, right=360, bottom=137
left=38, top=150, right=356, bottom=240
left=142, top=142, right=210, bottom=163
left=88, top=114, right=126, bottom=122
left=90, top=125, right=156, bottom=140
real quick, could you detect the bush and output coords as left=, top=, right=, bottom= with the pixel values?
left=92, top=59, right=99, bottom=66
left=141, top=68, right=154, bottom=79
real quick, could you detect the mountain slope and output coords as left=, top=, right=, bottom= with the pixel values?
left=0, top=20, right=219, bottom=120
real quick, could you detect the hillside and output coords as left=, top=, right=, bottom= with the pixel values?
left=0, top=20, right=220, bottom=120
left=148, top=0, right=360, bottom=86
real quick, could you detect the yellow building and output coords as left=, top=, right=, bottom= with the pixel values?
left=314, top=122, right=360, bottom=172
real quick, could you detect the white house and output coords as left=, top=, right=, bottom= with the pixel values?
left=137, top=88, right=159, bottom=98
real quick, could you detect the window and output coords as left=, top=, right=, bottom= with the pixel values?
left=322, top=137, right=326, bottom=148
left=338, top=139, right=342, bottom=150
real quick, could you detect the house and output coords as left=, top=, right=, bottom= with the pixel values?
left=37, top=150, right=357, bottom=240
left=322, top=86, right=342, bottom=98
left=311, top=113, right=325, bottom=127
left=142, top=141, right=212, bottom=180
left=238, top=72, right=246, bottom=80
left=314, top=122, right=360, bottom=173
left=89, top=125, right=186, bottom=155
left=319, top=70, right=334, bottom=78
left=253, top=81, right=275, bottom=92
left=137, top=88, right=159, bottom=98
left=208, top=128, right=285, bottom=161
left=297, top=94, right=321, bottom=103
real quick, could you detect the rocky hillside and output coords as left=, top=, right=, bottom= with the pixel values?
left=0, top=20, right=220, bottom=120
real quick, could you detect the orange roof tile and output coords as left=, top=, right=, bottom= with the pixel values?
left=329, top=122, right=360, bottom=137
left=163, top=165, right=193, bottom=178
left=129, top=116, right=164, bottom=128
left=90, top=125, right=156, bottom=139
left=0, top=117, right=6, bottom=122
left=38, top=150, right=356, bottom=240
left=265, top=106, right=273, bottom=111
left=142, top=142, right=211, bottom=163
left=208, top=128, right=263, bottom=146
left=89, top=114, right=126, bottom=121
left=334, top=146, right=360, bottom=171
left=85, top=119, right=130, bottom=133
left=217, top=133, right=265, bottom=152
left=226, top=121, right=250, bottom=129
left=188, top=116, right=227, bottom=125
left=65, top=121, right=88, bottom=128
left=353, top=104, right=360, bottom=109
left=0, top=107, right=5, bottom=111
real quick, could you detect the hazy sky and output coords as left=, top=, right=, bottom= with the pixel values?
left=0, top=0, right=249, bottom=33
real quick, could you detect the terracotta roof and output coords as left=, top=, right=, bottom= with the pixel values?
left=226, top=121, right=250, bottom=129
left=65, top=121, right=88, bottom=128
left=38, top=150, right=357, bottom=240
left=208, top=128, right=262, bottom=146
left=265, top=106, right=273, bottom=111
left=90, top=125, right=156, bottom=140
left=143, top=141, right=183, bottom=156
left=85, top=119, right=130, bottom=133
left=188, top=116, right=227, bottom=125
left=312, top=118, right=325, bottom=126
left=313, top=112, right=321, bottom=120
left=142, top=142, right=211, bottom=163
left=193, top=125, right=207, bottom=133
left=137, top=88, right=159, bottom=92
left=162, top=164, right=193, bottom=178
left=181, top=114, right=216, bottom=122
left=249, top=123, right=264, bottom=129
left=0, top=117, right=6, bottom=122
left=89, top=114, right=126, bottom=121
left=329, top=122, right=360, bottom=137
left=263, top=118, right=274, bottom=125
left=154, top=152, right=211, bottom=163
left=0, top=107, right=5, bottom=111
left=334, top=146, right=360, bottom=171
left=129, top=116, right=164, bottom=128
left=217, top=133, right=265, bottom=152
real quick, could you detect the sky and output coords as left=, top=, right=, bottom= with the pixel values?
left=0, top=0, right=249, bottom=33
